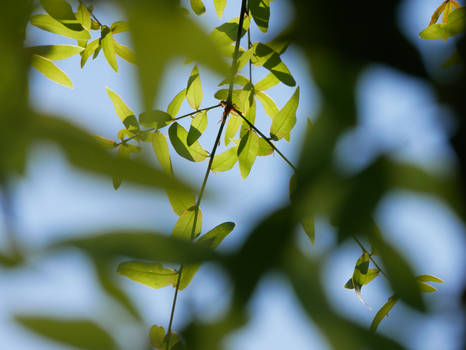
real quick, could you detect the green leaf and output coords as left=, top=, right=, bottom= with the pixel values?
left=190, top=0, right=206, bottom=15
left=224, top=114, right=242, bottom=145
left=249, top=0, right=271, bottom=33
left=117, top=261, right=178, bottom=289
left=139, top=110, right=172, bottom=129
left=113, top=39, right=136, bottom=64
left=420, top=7, right=466, bottom=40
left=370, top=296, right=399, bottom=332
left=209, top=16, right=250, bottom=49
left=166, top=187, right=196, bottom=217
left=111, top=21, right=129, bottom=34
left=218, top=74, right=250, bottom=87
left=27, top=45, right=83, bottom=60
left=167, top=89, right=186, bottom=117
left=101, top=26, right=118, bottom=72
left=76, top=2, right=91, bottom=31
left=252, top=43, right=296, bottom=86
left=186, top=65, right=203, bottom=110
left=212, top=146, right=238, bottom=172
left=441, top=51, right=462, bottom=68
left=106, top=88, right=138, bottom=130
left=31, top=14, right=91, bottom=40
left=416, top=274, right=444, bottom=283
left=301, top=216, right=315, bottom=244
left=270, top=87, right=299, bottom=140
left=237, top=130, right=259, bottom=179
left=256, top=90, right=279, bottom=118
left=213, top=0, right=227, bottom=18
left=418, top=281, right=437, bottom=293
left=15, top=316, right=116, bottom=350
left=151, top=131, right=173, bottom=175
left=257, top=138, right=274, bottom=156
left=40, top=0, right=83, bottom=32
left=149, top=325, right=166, bottom=349
left=113, top=144, right=131, bottom=190
left=168, top=123, right=209, bottom=162
left=237, top=46, right=255, bottom=71
left=80, top=39, right=99, bottom=68
left=254, top=72, right=280, bottom=91
left=31, top=55, right=73, bottom=88
left=187, top=111, right=208, bottom=146
left=173, top=207, right=202, bottom=241
left=95, top=136, right=116, bottom=149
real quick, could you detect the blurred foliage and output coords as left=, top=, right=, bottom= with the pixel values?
left=0, top=0, right=465, bottom=349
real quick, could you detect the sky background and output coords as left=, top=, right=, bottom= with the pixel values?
left=0, top=0, right=465, bottom=349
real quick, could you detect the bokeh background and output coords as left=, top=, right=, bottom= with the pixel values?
left=0, top=0, right=465, bottom=349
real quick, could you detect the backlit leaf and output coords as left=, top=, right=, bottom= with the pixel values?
left=149, top=325, right=166, bottom=349
left=152, top=131, right=173, bottom=175
left=76, top=2, right=91, bottom=31
left=370, top=296, right=399, bottom=332
left=139, top=110, right=172, bottom=129
left=31, top=14, right=91, bottom=40
left=31, top=55, right=73, bottom=88
left=28, top=45, right=83, bottom=60
left=187, top=111, right=208, bottom=146
left=166, top=188, right=196, bottom=217
left=237, top=130, right=259, bottom=179
left=168, top=123, right=209, bottom=162
left=257, top=138, right=274, bottom=156
left=249, top=0, right=271, bottom=33
left=270, top=87, right=299, bottom=140
left=167, top=89, right=187, bottom=117
left=186, top=65, right=203, bottom=110
left=209, top=16, right=250, bottom=49
left=117, top=261, right=178, bottom=289
left=190, top=0, right=206, bottom=15
left=429, top=1, right=447, bottom=25
left=254, top=72, right=280, bottom=91
left=172, top=207, right=202, bottom=241
left=106, top=87, right=138, bottom=130
left=256, top=90, right=279, bottom=118
left=224, top=114, right=242, bottom=145
left=111, top=21, right=129, bottom=34
left=420, top=8, right=466, bottom=40
left=101, top=26, right=118, bottom=72
left=251, top=43, right=296, bottom=86
left=80, top=39, right=99, bottom=68
left=40, top=0, right=84, bottom=32
left=214, top=0, right=227, bottom=19
left=211, top=146, right=238, bottom=172
left=113, top=39, right=136, bottom=64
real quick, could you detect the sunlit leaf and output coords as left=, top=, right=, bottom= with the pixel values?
left=118, top=261, right=178, bottom=289
left=31, top=55, right=73, bottom=88
left=254, top=72, right=280, bottom=91
left=190, top=0, right=206, bottom=15
left=101, top=26, right=118, bottom=72
left=237, top=130, right=259, bottom=179
left=224, top=114, right=242, bottom=145
left=106, top=87, right=138, bottom=130
left=213, top=0, right=227, bottom=18
left=31, top=14, right=91, bottom=40
left=187, top=111, right=208, bottom=146
left=429, top=1, right=447, bottom=25
left=80, top=39, right=99, bottom=68
left=27, top=45, right=83, bottom=60
left=152, top=131, right=173, bottom=175
left=166, top=188, right=196, bottom=217
left=257, top=138, right=274, bottom=156
left=113, top=39, right=136, bottom=64
left=251, top=43, right=295, bottom=86
left=370, top=296, right=399, bottom=332
left=76, top=2, right=91, bottom=31
left=167, top=89, right=186, bottom=118
left=218, top=74, right=249, bottom=87
left=40, top=0, right=83, bottom=32
left=186, top=65, right=203, bottom=110
left=139, top=110, right=172, bottom=129
left=270, top=87, right=299, bottom=140
left=111, top=21, right=129, bottom=34
left=249, top=0, right=271, bottom=33
left=256, top=90, right=279, bottom=118
left=169, top=123, right=209, bottom=162
left=209, top=16, right=250, bottom=49
left=212, top=146, right=238, bottom=172
left=172, top=207, right=202, bottom=241
left=15, top=316, right=116, bottom=350
left=420, top=8, right=466, bottom=40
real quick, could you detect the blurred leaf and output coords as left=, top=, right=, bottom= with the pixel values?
left=255, top=90, right=279, bottom=118
left=167, top=89, right=187, bottom=117
left=31, top=14, right=91, bottom=40
left=416, top=274, right=444, bottom=283
left=254, top=72, right=280, bottom=91
left=224, top=114, right=242, bottom=145
left=101, top=26, right=118, bottom=72
left=172, top=207, right=202, bottom=241
left=150, top=325, right=166, bottom=349
left=80, top=39, right=100, bottom=68
left=140, top=110, right=172, bottom=129
left=113, top=39, right=136, bottom=64
left=251, top=43, right=296, bottom=86
left=186, top=65, right=203, bottom=110
left=106, top=87, right=138, bottom=130
left=111, top=21, right=129, bottom=33
left=169, top=123, right=209, bottom=162
left=257, top=138, right=274, bottom=156
left=236, top=47, right=255, bottom=71
left=31, top=55, right=73, bottom=88
left=76, top=2, right=91, bottom=31
left=429, top=1, right=447, bottom=26
left=118, top=261, right=178, bottom=289
left=15, top=316, right=117, bottom=350
left=190, top=0, right=206, bottom=15
left=270, top=87, right=299, bottom=140
left=249, top=0, right=271, bottom=33
left=152, top=131, right=173, bottom=175
left=441, top=51, right=462, bottom=68
left=211, top=146, right=238, bottom=172
left=370, top=296, right=399, bottom=332
left=187, top=111, right=208, bottom=146
left=113, top=144, right=130, bottom=189
left=420, top=8, right=466, bottom=40
left=300, top=216, right=315, bottom=244
left=40, top=0, right=84, bottom=32
left=27, top=45, right=83, bottom=60
left=213, top=0, right=227, bottom=19
left=237, top=130, right=259, bottom=179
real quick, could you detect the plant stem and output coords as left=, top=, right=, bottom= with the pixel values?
left=166, top=265, right=183, bottom=349
left=352, top=234, right=389, bottom=279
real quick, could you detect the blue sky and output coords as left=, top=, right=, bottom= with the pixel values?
left=0, top=0, right=465, bottom=349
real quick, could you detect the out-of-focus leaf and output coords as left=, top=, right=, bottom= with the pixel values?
left=301, top=216, right=315, bottom=244
left=40, top=0, right=84, bottom=32
left=113, top=144, right=130, bottom=189
left=187, top=111, right=208, bottom=146
left=113, top=39, right=136, bottom=64
left=270, top=87, right=299, bottom=140
left=370, top=296, right=399, bottom=332
left=31, top=14, right=91, bottom=40
left=224, top=114, right=242, bottom=145
left=255, top=90, right=279, bottom=118
left=441, top=51, right=462, bottom=68
left=111, top=21, right=129, bottom=33
left=27, top=45, right=83, bottom=60
left=101, top=26, right=118, bottom=72
left=420, top=8, right=466, bottom=40
left=257, top=138, right=274, bottom=156
left=76, top=2, right=91, bottom=31
left=254, top=72, right=280, bottom=91
left=186, top=66, right=203, bottom=110
left=15, top=316, right=116, bottom=350
left=117, top=261, right=178, bottom=289
left=237, top=130, right=259, bottom=179
left=236, top=47, right=255, bottom=71
left=213, top=0, right=227, bottom=18
left=80, top=39, right=99, bottom=68
left=172, top=207, right=202, bottom=241
left=31, top=55, right=73, bottom=88
left=190, top=0, right=206, bottom=15
left=416, top=274, right=444, bottom=283
left=429, top=1, right=448, bottom=25
left=139, top=110, right=172, bottom=129
left=106, top=88, right=138, bottom=130
left=152, top=131, right=173, bottom=175
left=169, top=123, right=208, bottom=162
left=167, top=89, right=186, bottom=118
left=251, top=43, right=296, bottom=86
left=149, top=325, right=166, bottom=349
left=249, top=0, right=271, bottom=33
left=211, top=146, right=238, bottom=172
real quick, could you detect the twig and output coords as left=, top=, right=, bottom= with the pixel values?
left=352, top=234, right=389, bottom=279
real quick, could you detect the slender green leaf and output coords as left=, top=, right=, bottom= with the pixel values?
left=31, top=55, right=73, bottom=88
left=151, top=131, right=173, bottom=175
left=106, top=88, right=138, bottom=130
left=237, top=131, right=259, bottom=179
left=168, top=123, right=208, bottom=162
left=92, top=46, right=101, bottom=60
left=416, top=275, right=444, bottom=283
left=252, top=43, right=296, bottom=86
left=212, top=146, right=238, bottom=172
left=429, top=1, right=448, bottom=25
left=224, top=114, right=242, bottom=145
left=418, top=281, right=437, bottom=293
left=80, top=39, right=99, bottom=68
left=113, top=144, right=130, bottom=189
left=190, top=0, right=206, bottom=15
left=76, top=2, right=91, bottom=31
left=256, top=90, right=279, bottom=118
left=167, top=89, right=186, bottom=117
left=237, top=46, right=255, bottom=71
left=172, top=207, right=202, bottom=241
left=213, top=0, right=227, bottom=18
left=117, top=261, right=178, bottom=289
left=101, top=26, right=118, bottom=72
left=40, top=0, right=84, bottom=32
left=187, top=111, right=208, bottom=146
left=139, top=110, right=172, bottom=129
left=113, top=39, right=136, bottom=64
left=301, top=216, right=315, bottom=244
left=257, top=138, right=274, bottom=156
left=27, top=45, right=83, bottom=60
left=15, top=316, right=116, bottom=350
left=254, top=72, right=280, bottom=91
left=370, top=296, right=399, bottom=332
left=249, top=0, right=271, bottom=33
left=270, top=87, right=299, bottom=140
left=31, top=14, right=91, bottom=40
left=186, top=65, right=203, bottom=110
left=111, top=21, right=129, bottom=34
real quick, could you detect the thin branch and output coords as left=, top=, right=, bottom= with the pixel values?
left=166, top=265, right=183, bottom=349
left=248, top=27, right=252, bottom=83
left=352, top=234, right=389, bottom=279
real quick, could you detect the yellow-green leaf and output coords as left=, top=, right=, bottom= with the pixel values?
left=168, top=123, right=208, bottom=162
left=224, top=114, right=242, bottom=145
left=251, top=43, right=296, bottom=86
left=186, top=65, right=203, bottom=109
left=370, top=296, right=399, bottom=332
left=28, top=45, right=83, bottom=60
left=420, top=7, right=466, bottom=40
left=151, top=131, right=173, bottom=175
left=31, top=55, right=73, bottom=88
left=213, top=0, right=227, bottom=18
left=139, top=110, right=172, bottom=129
left=76, top=2, right=91, bottom=31
left=257, top=138, right=274, bottom=156
left=270, top=87, right=299, bottom=140
left=101, top=26, right=118, bottom=72
left=149, top=325, right=166, bottom=349
left=172, top=207, right=202, bottom=241
left=31, top=14, right=91, bottom=40
left=256, top=90, right=279, bottom=118
left=190, top=0, right=206, bottom=15
left=167, top=89, right=186, bottom=117
left=209, top=16, right=250, bottom=48
left=80, top=39, right=99, bottom=68
left=111, top=21, right=129, bottom=34
left=301, top=216, right=315, bottom=244
left=117, top=261, right=178, bottom=289
left=237, top=130, right=259, bottom=179
left=212, top=146, right=238, bottom=172
left=187, top=111, right=208, bottom=146
left=249, top=0, right=271, bottom=33
left=254, top=72, right=280, bottom=91
left=429, top=1, right=447, bottom=25
left=106, top=87, right=138, bottom=130
left=113, top=39, right=136, bottom=64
